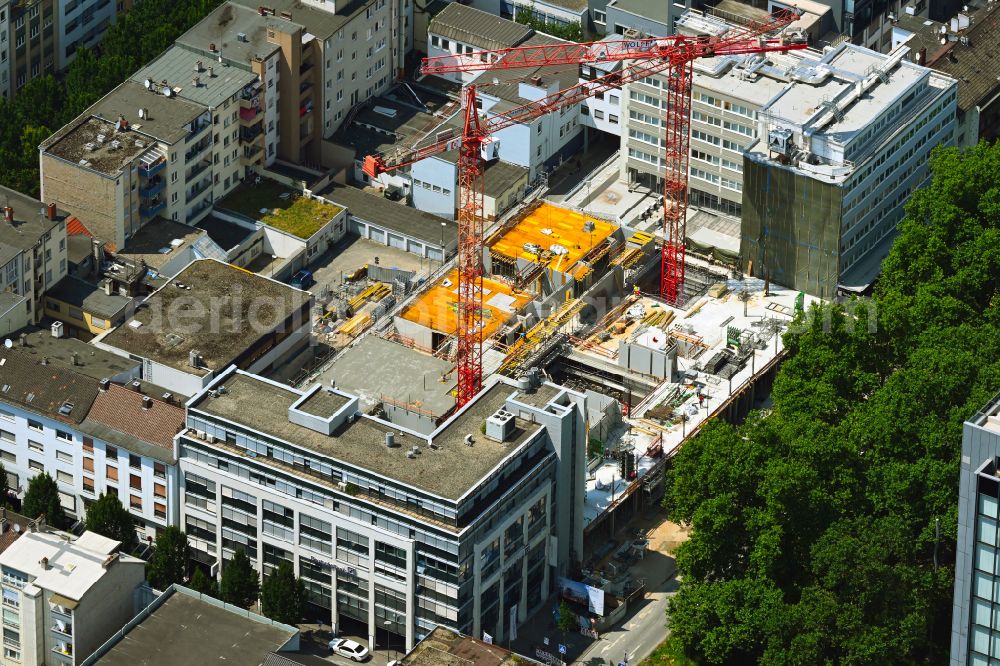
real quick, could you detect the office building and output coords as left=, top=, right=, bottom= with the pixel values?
left=0, top=186, right=69, bottom=327
left=177, top=367, right=586, bottom=652
left=740, top=43, right=956, bottom=298
left=951, top=392, right=1000, bottom=666
left=427, top=3, right=532, bottom=85
left=0, top=528, right=145, bottom=665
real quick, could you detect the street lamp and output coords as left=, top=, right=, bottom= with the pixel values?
left=383, top=620, right=392, bottom=663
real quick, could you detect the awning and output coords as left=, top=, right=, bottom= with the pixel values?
left=48, top=593, right=79, bottom=610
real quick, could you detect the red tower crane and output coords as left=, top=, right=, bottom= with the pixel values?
left=364, top=11, right=807, bottom=406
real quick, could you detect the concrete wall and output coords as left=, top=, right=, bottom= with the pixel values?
left=617, top=339, right=676, bottom=379
left=411, top=157, right=457, bottom=220
left=0, top=296, right=29, bottom=337
left=40, top=154, right=120, bottom=247
left=72, top=558, right=146, bottom=660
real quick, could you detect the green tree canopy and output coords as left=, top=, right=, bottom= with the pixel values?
left=22, top=472, right=66, bottom=528
left=0, top=463, right=9, bottom=505
left=146, top=526, right=189, bottom=590
left=260, top=562, right=304, bottom=625
left=557, top=600, right=577, bottom=635
left=663, top=141, right=1000, bottom=664
left=220, top=547, right=259, bottom=609
left=189, top=567, right=218, bottom=598
left=84, top=493, right=137, bottom=551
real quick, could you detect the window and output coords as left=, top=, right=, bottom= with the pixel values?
left=154, top=483, right=166, bottom=498
left=154, top=462, right=166, bottom=479
left=105, top=445, right=118, bottom=460
left=106, top=465, right=118, bottom=481
left=83, top=457, right=93, bottom=472
left=593, top=8, right=606, bottom=23
left=129, top=454, right=141, bottom=469
left=56, top=450, right=72, bottom=464
left=0, top=411, right=12, bottom=423
left=28, top=441, right=43, bottom=454
left=130, top=474, right=141, bottom=490
left=0, top=431, right=11, bottom=443
left=28, top=460, right=43, bottom=472
left=56, top=470, right=73, bottom=485
left=154, top=503, right=166, bottom=519
left=609, top=114, right=619, bottom=124
left=82, top=476, right=94, bottom=494
left=0, top=452, right=13, bottom=464
left=129, top=495, right=141, bottom=510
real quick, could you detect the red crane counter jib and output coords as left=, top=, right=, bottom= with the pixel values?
left=363, top=11, right=807, bottom=405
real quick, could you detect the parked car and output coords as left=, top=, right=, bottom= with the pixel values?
left=328, top=638, right=370, bottom=662
left=290, top=270, right=314, bottom=290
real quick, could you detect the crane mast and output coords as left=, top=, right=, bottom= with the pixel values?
left=364, top=11, right=807, bottom=406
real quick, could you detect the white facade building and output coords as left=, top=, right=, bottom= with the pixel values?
left=178, top=367, right=586, bottom=653
left=0, top=529, right=145, bottom=666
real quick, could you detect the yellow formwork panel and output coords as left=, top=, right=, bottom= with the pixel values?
left=489, top=203, right=617, bottom=273
left=400, top=269, right=532, bottom=340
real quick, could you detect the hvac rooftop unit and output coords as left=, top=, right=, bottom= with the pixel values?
left=485, top=408, right=515, bottom=442
left=51, top=321, right=64, bottom=338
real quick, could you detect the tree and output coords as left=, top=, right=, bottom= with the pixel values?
left=84, top=493, right=137, bottom=551
left=220, top=547, right=259, bottom=609
left=146, top=526, right=189, bottom=590
left=662, top=142, right=1000, bottom=665
left=22, top=472, right=66, bottom=528
left=0, top=463, right=9, bottom=505
left=189, top=567, right=218, bottom=598
left=557, top=601, right=576, bottom=636
left=260, top=562, right=304, bottom=624
left=513, top=4, right=584, bottom=42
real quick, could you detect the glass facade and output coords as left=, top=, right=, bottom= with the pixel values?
left=971, top=487, right=1000, bottom=665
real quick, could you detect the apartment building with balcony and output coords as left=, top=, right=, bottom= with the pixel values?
left=0, top=528, right=144, bottom=665
left=177, top=367, right=586, bottom=652
left=39, top=80, right=212, bottom=249
left=0, top=186, right=68, bottom=326
left=0, top=335, right=183, bottom=541
left=0, top=0, right=134, bottom=100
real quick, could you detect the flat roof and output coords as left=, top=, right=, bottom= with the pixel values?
left=338, top=97, right=450, bottom=157
left=101, top=259, right=310, bottom=375
left=46, top=275, right=133, bottom=320
left=67, top=234, right=94, bottom=266
left=194, top=373, right=542, bottom=500
left=115, top=217, right=208, bottom=271
left=403, top=627, right=541, bottom=666
left=322, top=183, right=458, bottom=246
left=608, top=0, right=669, bottom=25
left=317, top=336, right=456, bottom=417
left=260, top=196, right=343, bottom=240
left=92, top=588, right=297, bottom=666
left=480, top=34, right=580, bottom=109
left=0, top=530, right=128, bottom=600
left=488, top=202, right=618, bottom=273
left=132, top=45, right=258, bottom=109
left=400, top=268, right=532, bottom=340
left=0, top=185, right=65, bottom=269
left=197, top=214, right=256, bottom=251
left=42, top=81, right=207, bottom=176
left=297, top=388, right=350, bottom=417
left=10, top=328, right=139, bottom=380
left=429, top=3, right=533, bottom=51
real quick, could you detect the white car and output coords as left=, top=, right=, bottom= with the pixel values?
left=328, top=638, right=370, bottom=662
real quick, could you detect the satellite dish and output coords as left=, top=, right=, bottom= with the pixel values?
left=13, top=524, right=20, bottom=533
left=3, top=339, right=11, bottom=349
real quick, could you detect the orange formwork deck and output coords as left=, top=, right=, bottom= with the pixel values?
left=488, top=203, right=617, bottom=273
left=400, top=269, right=532, bottom=340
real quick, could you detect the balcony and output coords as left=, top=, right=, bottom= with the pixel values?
left=187, top=198, right=213, bottom=224
left=51, top=622, right=72, bottom=637
left=188, top=176, right=212, bottom=200
left=184, top=139, right=211, bottom=163
left=299, top=80, right=312, bottom=100
left=185, top=120, right=211, bottom=143
left=240, top=125, right=263, bottom=143
left=185, top=159, right=210, bottom=184
left=139, top=199, right=166, bottom=219
left=240, top=143, right=263, bottom=167
left=139, top=177, right=165, bottom=198
left=239, top=105, right=262, bottom=126
left=299, top=60, right=313, bottom=77
left=52, top=642, right=72, bottom=657
left=299, top=98, right=313, bottom=117
left=139, top=158, right=166, bottom=178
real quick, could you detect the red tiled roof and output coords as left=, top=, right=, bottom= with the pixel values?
left=66, top=217, right=92, bottom=237
left=85, top=384, right=184, bottom=451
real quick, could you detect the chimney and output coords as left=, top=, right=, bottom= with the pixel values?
left=195, top=60, right=204, bottom=72
left=46, top=203, right=57, bottom=221
left=18, top=333, right=26, bottom=347
left=916, top=47, right=927, bottom=65
left=209, top=42, right=217, bottom=52
left=92, top=238, right=105, bottom=267
left=192, top=76, right=201, bottom=87
left=41, top=357, right=48, bottom=366
left=39, top=557, right=49, bottom=570
left=385, top=432, right=396, bottom=448
left=142, top=396, right=153, bottom=410
left=70, top=352, right=80, bottom=366
left=99, top=378, right=110, bottom=392
left=130, top=379, right=142, bottom=392
left=103, top=279, right=113, bottom=296
left=3, top=207, right=12, bottom=223
left=208, top=66, right=215, bottom=78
